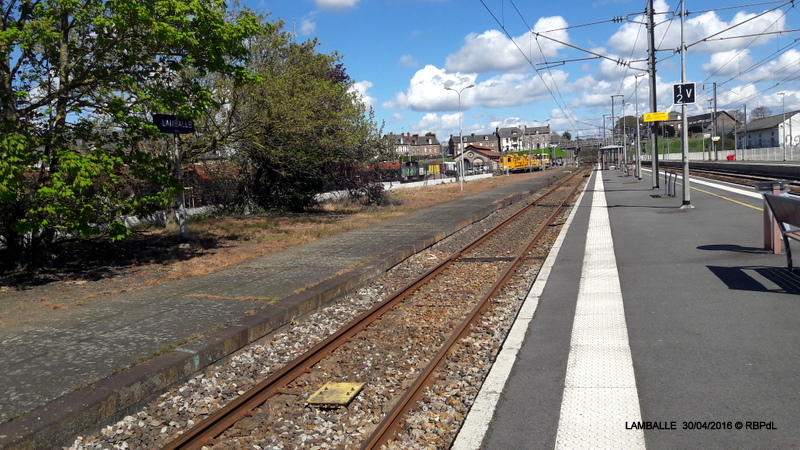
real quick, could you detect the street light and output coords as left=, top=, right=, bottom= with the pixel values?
left=534, top=119, right=550, bottom=170
left=444, top=84, right=475, bottom=191
left=634, top=73, right=646, bottom=180
left=611, top=94, right=623, bottom=166
left=779, top=92, right=786, bottom=161
left=622, top=101, right=629, bottom=166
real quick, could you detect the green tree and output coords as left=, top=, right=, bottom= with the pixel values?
left=229, top=26, right=391, bottom=212
left=0, top=0, right=263, bottom=269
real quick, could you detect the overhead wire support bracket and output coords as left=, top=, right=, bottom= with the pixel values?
left=536, top=56, right=601, bottom=68
left=529, top=30, right=632, bottom=67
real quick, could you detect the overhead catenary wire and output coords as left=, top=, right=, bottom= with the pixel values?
left=479, top=0, right=800, bottom=133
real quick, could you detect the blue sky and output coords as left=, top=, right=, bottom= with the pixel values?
left=248, top=0, right=800, bottom=141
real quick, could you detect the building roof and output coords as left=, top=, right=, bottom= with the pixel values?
left=741, top=111, right=800, bottom=132
left=460, top=133, right=497, bottom=144
left=497, top=127, right=523, bottom=139
left=689, top=111, right=733, bottom=122
left=409, top=134, right=440, bottom=146
left=464, top=144, right=501, bottom=159
left=524, top=125, right=550, bottom=135
left=386, top=132, right=441, bottom=147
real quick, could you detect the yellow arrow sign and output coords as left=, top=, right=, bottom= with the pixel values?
left=644, top=112, right=669, bottom=122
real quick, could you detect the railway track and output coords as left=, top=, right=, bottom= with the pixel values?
left=160, top=169, right=588, bottom=449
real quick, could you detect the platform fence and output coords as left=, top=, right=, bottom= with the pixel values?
left=640, top=145, right=800, bottom=162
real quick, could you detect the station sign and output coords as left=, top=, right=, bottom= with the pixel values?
left=644, top=112, right=669, bottom=122
left=673, top=82, right=696, bottom=104
left=152, top=114, right=195, bottom=134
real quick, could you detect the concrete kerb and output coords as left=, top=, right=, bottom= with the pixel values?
left=0, top=174, right=556, bottom=449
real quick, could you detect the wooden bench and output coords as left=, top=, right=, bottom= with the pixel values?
left=763, top=193, right=800, bottom=271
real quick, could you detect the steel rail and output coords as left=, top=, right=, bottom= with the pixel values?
left=360, top=170, right=586, bottom=449
left=163, top=169, right=585, bottom=450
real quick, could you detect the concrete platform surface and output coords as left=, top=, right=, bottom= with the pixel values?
left=456, top=167, right=800, bottom=449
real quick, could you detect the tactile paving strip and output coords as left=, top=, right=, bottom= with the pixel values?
left=556, top=387, right=647, bottom=449
left=555, top=171, right=645, bottom=449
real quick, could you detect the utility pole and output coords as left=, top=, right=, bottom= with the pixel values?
left=679, top=0, right=692, bottom=207
left=647, top=0, right=660, bottom=188
left=743, top=104, right=748, bottom=160
left=711, top=82, right=717, bottom=160
left=612, top=95, right=623, bottom=166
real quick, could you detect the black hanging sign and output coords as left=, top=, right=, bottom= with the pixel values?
left=152, top=114, right=195, bottom=134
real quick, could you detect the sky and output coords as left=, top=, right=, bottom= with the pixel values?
left=248, top=0, right=800, bottom=141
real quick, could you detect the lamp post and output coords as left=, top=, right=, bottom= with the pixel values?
left=537, top=119, right=550, bottom=170
left=611, top=95, right=623, bottom=166
left=634, top=73, right=645, bottom=180
left=602, top=114, right=610, bottom=168
left=526, top=125, right=532, bottom=173
left=779, top=92, right=786, bottom=161
left=444, top=84, right=474, bottom=191
left=622, top=101, right=629, bottom=166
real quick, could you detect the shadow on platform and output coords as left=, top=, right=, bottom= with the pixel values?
left=697, top=244, right=769, bottom=254
left=707, top=265, right=800, bottom=295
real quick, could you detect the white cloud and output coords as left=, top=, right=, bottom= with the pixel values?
left=398, top=55, right=419, bottom=67
left=475, top=70, right=569, bottom=108
left=350, top=80, right=376, bottom=107
left=703, top=49, right=800, bottom=85
left=702, top=49, right=753, bottom=80
left=383, top=65, right=476, bottom=112
left=445, top=30, right=527, bottom=74
left=445, top=18, right=570, bottom=74
left=417, top=112, right=453, bottom=133
left=607, top=3, right=788, bottom=59
left=687, top=10, right=787, bottom=54
left=299, top=17, right=316, bottom=35
left=314, top=0, right=359, bottom=11
left=530, top=16, right=572, bottom=60
left=383, top=63, right=573, bottom=118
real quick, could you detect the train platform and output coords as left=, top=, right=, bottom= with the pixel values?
left=454, top=166, right=800, bottom=449
left=0, top=170, right=565, bottom=449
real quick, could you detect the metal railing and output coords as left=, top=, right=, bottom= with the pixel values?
left=641, top=146, right=800, bottom=162
left=665, top=171, right=678, bottom=197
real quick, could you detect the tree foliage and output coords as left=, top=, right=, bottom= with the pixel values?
left=220, top=25, right=393, bottom=212
left=751, top=106, right=772, bottom=120
left=0, top=0, right=263, bottom=269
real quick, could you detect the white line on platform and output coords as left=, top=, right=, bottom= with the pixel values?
left=642, top=168, right=762, bottom=198
left=554, top=168, right=645, bottom=449
left=450, top=167, right=591, bottom=450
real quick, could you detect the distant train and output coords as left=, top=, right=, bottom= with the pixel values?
left=499, top=153, right=550, bottom=172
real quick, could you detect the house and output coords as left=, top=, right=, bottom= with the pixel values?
left=454, top=144, right=501, bottom=173
left=523, top=125, right=552, bottom=150
left=408, top=133, right=441, bottom=157
left=736, top=111, right=800, bottom=149
left=448, top=125, right=552, bottom=156
left=660, top=111, right=738, bottom=138
left=387, top=132, right=443, bottom=157
left=497, top=127, right=524, bottom=153
left=449, top=131, right=500, bottom=155
left=686, top=111, right=738, bottom=137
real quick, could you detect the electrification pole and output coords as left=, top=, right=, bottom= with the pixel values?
left=680, top=0, right=692, bottom=207
left=647, top=0, right=660, bottom=188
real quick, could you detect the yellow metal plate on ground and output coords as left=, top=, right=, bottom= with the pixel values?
left=644, top=112, right=669, bottom=122
left=306, top=382, right=366, bottom=408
